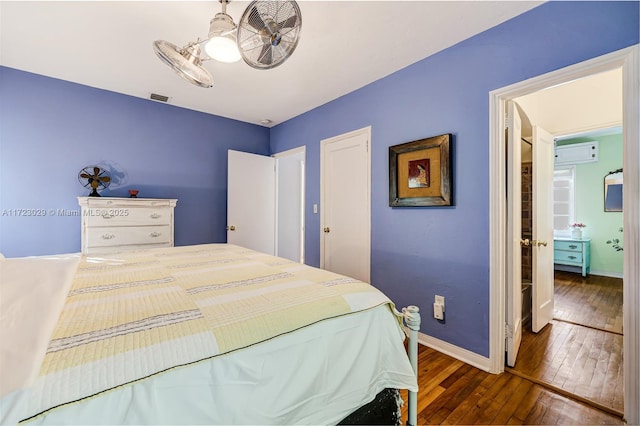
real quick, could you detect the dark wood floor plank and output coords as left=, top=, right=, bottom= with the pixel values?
left=454, top=373, right=513, bottom=425
left=508, top=384, right=544, bottom=424
left=491, top=378, right=534, bottom=425
left=440, top=368, right=491, bottom=425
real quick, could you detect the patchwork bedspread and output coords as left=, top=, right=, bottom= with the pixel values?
left=23, top=244, right=398, bottom=421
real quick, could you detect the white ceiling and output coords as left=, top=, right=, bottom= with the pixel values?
left=0, top=1, right=543, bottom=127
left=515, top=68, right=622, bottom=138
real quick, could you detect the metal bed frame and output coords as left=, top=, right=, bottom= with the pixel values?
left=402, top=305, right=421, bottom=426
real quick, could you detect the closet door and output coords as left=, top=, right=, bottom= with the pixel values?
left=320, top=127, right=371, bottom=283
left=227, top=150, right=276, bottom=255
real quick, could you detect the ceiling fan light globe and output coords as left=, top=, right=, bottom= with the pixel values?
left=205, top=36, right=241, bottom=63
left=206, top=12, right=241, bottom=63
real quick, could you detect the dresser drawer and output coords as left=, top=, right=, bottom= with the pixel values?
left=86, top=225, right=172, bottom=248
left=554, top=250, right=583, bottom=264
left=553, top=250, right=582, bottom=263
left=554, top=240, right=583, bottom=252
left=84, top=207, right=172, bottom=227
left=85, top=243, right=172, bottom=255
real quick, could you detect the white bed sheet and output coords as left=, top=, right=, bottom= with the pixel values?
left=23, top=304, right=416, bottom=425
left=0, top=254, right=81, bottom=424
left=0, top=252, right=417, bottom=425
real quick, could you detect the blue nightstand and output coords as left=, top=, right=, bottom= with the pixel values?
left=553, top=238, right=591, bottom=277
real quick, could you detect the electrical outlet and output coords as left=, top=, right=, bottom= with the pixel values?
left=435, top=295, right=445, bottom=311
left=433, top=302, right=444, bottom=320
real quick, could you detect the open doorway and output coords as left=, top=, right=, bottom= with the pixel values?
left=510, top=93, right=625, bottom=414
left=488, top=45, right=639, bottom=425
left=513, top=69, right=624, bottom=330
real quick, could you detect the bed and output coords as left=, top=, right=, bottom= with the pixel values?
left=0, top=244, right=419, bottom=425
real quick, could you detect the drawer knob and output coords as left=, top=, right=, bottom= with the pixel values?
left=150, top=213, right=161, bottom=219
left=101, top=234, right=115, bottom=240
left=149, top=232, right=161, bottom=238
left=569, top=244, right=578, bottom=249
left=568, top=255, right=577, bottom=260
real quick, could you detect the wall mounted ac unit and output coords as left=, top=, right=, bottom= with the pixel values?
left=555, top=141, right=599, bottom=165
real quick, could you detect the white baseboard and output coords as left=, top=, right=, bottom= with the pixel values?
left=416, top=331, right=492, bottom=373
left=588, top=269, right=623, bottom=279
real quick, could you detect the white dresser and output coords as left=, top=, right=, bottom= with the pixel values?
left=78, top=197, right=178, bottom=255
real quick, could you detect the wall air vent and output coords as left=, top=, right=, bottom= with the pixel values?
left=149, top=93, right=170, bottom=103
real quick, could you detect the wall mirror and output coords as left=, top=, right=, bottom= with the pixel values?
left=604, top=168, right=623, bottom=212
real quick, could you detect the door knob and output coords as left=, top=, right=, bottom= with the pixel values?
left=227, top=225, right=236, bottom=231
left=520, top=239, right=530, bottom=247
left=323, top=227, right=330, bottom=233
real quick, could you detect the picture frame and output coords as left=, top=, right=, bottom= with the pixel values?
left=604, top=168, right=623, bottom=212
left=389, top=133, right=452, bottom=207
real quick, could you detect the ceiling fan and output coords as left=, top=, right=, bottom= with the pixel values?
left=153, top=0, right=302, bottom=88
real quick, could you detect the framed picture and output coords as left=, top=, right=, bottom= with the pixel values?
left=604, top=168, right=623, bottom=212
left=389, top=134, right=452, bottom=207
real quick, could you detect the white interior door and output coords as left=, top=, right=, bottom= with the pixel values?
left=227, top=150, right=276, bottom=255
left=320, top=127, right=371, bottom=283
left=506, top=101, right=523, bottom=367
left=274, top=147, right=305, bottom=263
left=531, top=125, right=555, bottom=332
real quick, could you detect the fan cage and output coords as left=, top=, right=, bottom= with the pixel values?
left=237, top=0, right=302, bottom=70
left=78, top=166, right=111, bottom=189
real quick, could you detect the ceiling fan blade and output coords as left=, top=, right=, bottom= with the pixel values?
left=258, top=44, right=272, bottom=65
left=278, top=15, right=297, bottom=29
left=247, top=6, right=267, bottom=31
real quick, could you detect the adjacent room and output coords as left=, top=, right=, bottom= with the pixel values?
left=1, top=1, right=638, bottom=424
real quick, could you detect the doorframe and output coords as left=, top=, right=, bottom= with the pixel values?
left=488, top=45, right=639, bottom=424
left=319, top=126, right=371, bottom=282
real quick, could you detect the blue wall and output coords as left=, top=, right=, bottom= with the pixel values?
left=0, top=67, right=270, bottom=257
left=1, top=1, right=637, bottom=357
left=270, top=1, right=639, bottom=356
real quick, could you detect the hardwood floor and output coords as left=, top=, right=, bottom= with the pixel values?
left=398, top=272, right=624, bottom=424
left=509, top=320, right=624, bottom=415
left=553, top=270, right=623, bottom=334
left=508, top=272, right=624, bottom=414
left=400, top=345, right=623, bottom=425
